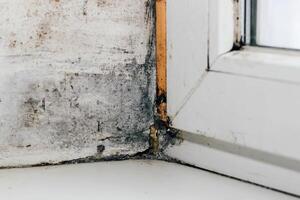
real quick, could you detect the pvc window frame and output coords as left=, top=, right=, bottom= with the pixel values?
left=166, top=0, right=300, bottom=196
left=210, top=0, right=300, bottom=81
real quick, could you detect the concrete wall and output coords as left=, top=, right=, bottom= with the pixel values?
left=0, top=0, right=155, bottom=167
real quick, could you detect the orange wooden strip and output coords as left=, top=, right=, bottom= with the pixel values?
left=156, top=0, right=168, bottom=123
left=156, top=0, right=166, bottom=97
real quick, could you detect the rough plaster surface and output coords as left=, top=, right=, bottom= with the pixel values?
left=0, top=0, right=155, bottom=167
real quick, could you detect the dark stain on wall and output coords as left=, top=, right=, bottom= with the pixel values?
left=35, top=22, right=52, bottom=47
left=13, top=52, right=155, bottom=156
left=0, top=0, right=156, bottom=167
left=83, top=0, right=88, bottom=16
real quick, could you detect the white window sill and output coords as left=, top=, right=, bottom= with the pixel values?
left=0, top=160, right=296, bottom=200
left=211, top=46, right=300, bottom=84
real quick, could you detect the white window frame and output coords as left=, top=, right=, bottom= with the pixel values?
left=166, top=0, right=300, bottom=196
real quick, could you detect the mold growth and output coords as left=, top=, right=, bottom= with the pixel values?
left=0, top=0, right=156, bottom=167
left=83, top=0, right=88, bottom=16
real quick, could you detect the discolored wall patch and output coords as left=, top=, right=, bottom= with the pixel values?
left=0, top=0, right=155, bottom=167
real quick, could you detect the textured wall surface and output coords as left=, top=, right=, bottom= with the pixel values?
left=0, top=0, right=155, bottom=167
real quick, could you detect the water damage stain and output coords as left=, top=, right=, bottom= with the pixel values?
left=0, top=0, right=157, bottom=166
left=23, top=97, right=42, bottom=127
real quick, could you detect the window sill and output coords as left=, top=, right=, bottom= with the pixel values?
left=0, top=160, right=295, bottom=200
left=211, top=46, right=300, bottom=85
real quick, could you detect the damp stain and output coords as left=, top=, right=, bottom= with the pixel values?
left=96, top=0, right=111, bottom=7
left=83, top=0, right=88, bottom=16
left=9, top=40, right=17, bottom=48
left=22, top=97, right=43, bottom=127
left=0, top=0, right=157, bottom=167
left=35, top=22, right=52, bottom=47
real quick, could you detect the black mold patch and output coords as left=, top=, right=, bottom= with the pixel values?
left=14, top=57, right=154, bottom=150
left=97, top=145, right=105, bottom=153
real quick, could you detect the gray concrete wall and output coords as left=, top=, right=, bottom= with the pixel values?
left=0, top=0, right=155, bottom=167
